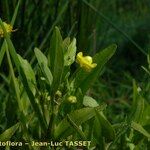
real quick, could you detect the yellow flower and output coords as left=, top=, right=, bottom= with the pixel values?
left=0, top=22, right=15, bottom=37
left=67, top=96, right=77, bottom=103
left=76, top=52, right=97, bottom=72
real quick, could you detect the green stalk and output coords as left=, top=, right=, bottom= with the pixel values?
left=4, top=0, right=10, bottom=21
left=46, top=95, right=55, bottom=139
left=5, top=40, right=22, bottom=110
left=11, top=0, right=21, bottom=26
left=0, top=44, right=6, bottom=67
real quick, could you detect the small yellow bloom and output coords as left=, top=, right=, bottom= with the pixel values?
left=76, top=52, right=97, bottom=72
left=0, top=22, right=15, bottom=37
left=67, top=96, right=77, bottom=103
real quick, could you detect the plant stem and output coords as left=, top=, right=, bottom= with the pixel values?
left=5, top=40, right=34, bottom=150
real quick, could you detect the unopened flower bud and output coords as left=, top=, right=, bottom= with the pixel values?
left=68, top=96, right=77, bottom=103
left=56, top=90, right=62, bottom=98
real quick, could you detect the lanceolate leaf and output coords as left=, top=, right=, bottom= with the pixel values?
left=93, top=115, right=102, bottom=144
left=93, top=115, right=105, bottom=149
left=131, top=81, right=144, bottom=123
left=83, top=96, right=99, bottom=107
left=54, top=104, right=106, bottom=139
left=95, top=109, right=115, bottom=142
left=64, top=38, right=77, bottom=66
left=34, top=48, right=53, bottom=86
left=0, top=42, right=6, bottom=67
left=131, top=121, right=150, bottom=139
left=18, top=54, right=36, bottom=114
left=0, top=123, right=20, bottom=141
left=18, top=54, right=36, bottom=89
left=49, top=27, right=64, bottom=94
left=141, top=102, right=150, bottom=126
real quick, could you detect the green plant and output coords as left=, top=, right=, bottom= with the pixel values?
left=0, top=20, right=118, bottom=149
left=0, top=1, right=150, bottom=149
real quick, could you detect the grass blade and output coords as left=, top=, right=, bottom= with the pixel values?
left=82, top=0, right=147, bottom=56
left=0, top=123, right=20, bottom=141
left=131, top=121, right=150, bottom=139
left=0, top=43, right=6, bottom=67
left=11, top=0, right=21, bottom=26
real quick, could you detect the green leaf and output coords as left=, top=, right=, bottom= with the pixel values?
left=93, top=116, right=102, bottom=143
left=93, top=116, right=105, bottom=149
left=63, top=37, right=70, bottom=51
left=49, top=27, right=64, bottom=94
left=131, top=81, right=144, bottom=123
left=35, top=48, right=48, bottom=65
left=0, top=123, right=20, bottom=141
left=18, top=54, right=36, bottom=89
left=83, top=96, right=99, bottom=107
left=17, top=54, right=36, bottom=114
left=0, top=43, right=6, bottom=67
left=54, top=104, right=106, bottom=139
left=141, top=103, right=150, bottom=126
left=95, top=109, right=115, bottom=142
left=66, top=114, right=86, bottom=140
left=34, top=48, right=53, bottom=86
left=131, top=121, right=150, bottom=139
left=74, top=44, right=117, bottom=94
left=64, top=38, right=76, bottom=66
left=19, top=67, right=47, bottom=132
